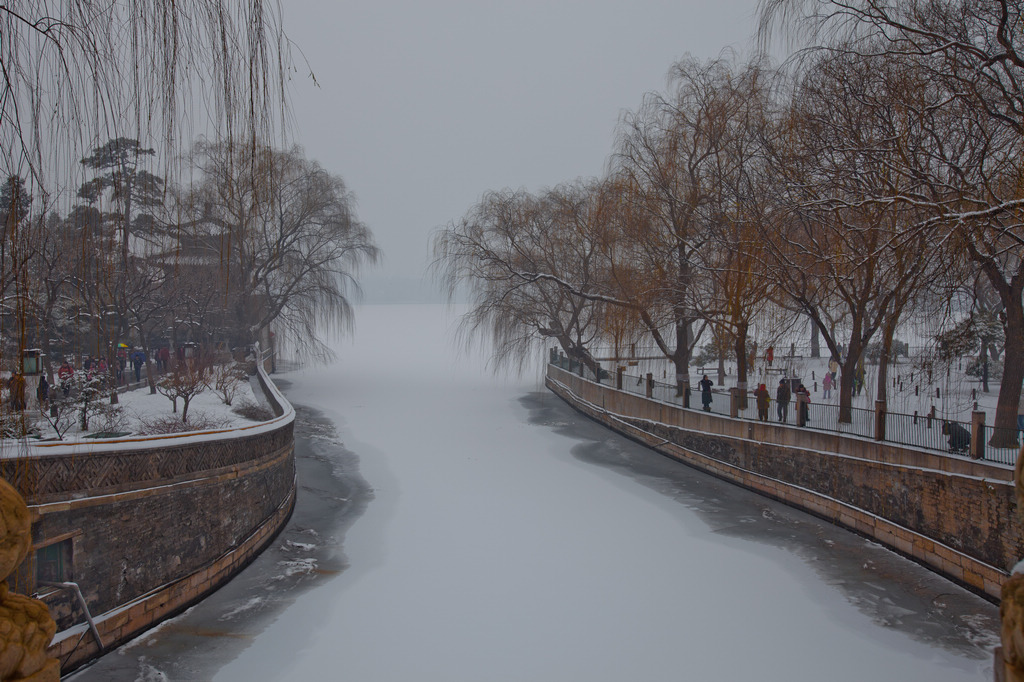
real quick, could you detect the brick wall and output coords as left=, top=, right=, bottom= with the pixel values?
left=547, top=364, right=1021, bottom=601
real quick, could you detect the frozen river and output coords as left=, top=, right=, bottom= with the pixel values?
left=72, top=304, right=999, bottom=681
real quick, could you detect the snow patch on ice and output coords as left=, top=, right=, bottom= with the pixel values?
left=133, top=658, right=168, bottom=682
left=277, top=558, right=317, bottom=578
left=218, top=597, right=266, bottom=622
left=960, top=614, right=1002, bottom=650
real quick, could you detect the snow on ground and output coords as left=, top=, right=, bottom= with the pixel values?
left=597, top=343, right=1010, bottom=427
left=208, top=304, right=997, bottom=682
left=10, top=371, right=266, bottom=444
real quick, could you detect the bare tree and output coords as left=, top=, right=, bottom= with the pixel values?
left=433, top=184, right=608, bottom=375
left=156, top=358, right=210, bottom=424
left=760, top=0, right=1024, bottom=441
left=767, top=48, right=939, bottom=421
left=609, top=57, right=737, bottom=392
left=0, top=2, right=292, bottom=189
left=186, top=142, right=379, bottom=359
left=697, top=61, right=782, bottom=394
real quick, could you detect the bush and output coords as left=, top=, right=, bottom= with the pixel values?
left=0, top=413, right=39, bottom=439
left=89, top=402, right=128, bottom=434
left=965, top=356, right=1003, bottom=380
left=232, top=401, right=274, bottom=422
left=139, top=412, right=229, bottom=434
left=211, top=362, right=247, bottom=406
left=864, top=340, right=909, bottom=363
left=693, top=344, right=732, bottom=367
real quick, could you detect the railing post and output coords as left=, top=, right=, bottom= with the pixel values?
left=729, top=387, right=739, bottom=418
left=970, top=411, right=985, bottom=460
left=616, top=366, right=624, bottom=390
left=796, top=393, right=808, bottom=427
left=645, top=373, right=653, bottom=398
left=874, top=400, right=886, bottom=441
left=682, top=377, right=690, bottom=409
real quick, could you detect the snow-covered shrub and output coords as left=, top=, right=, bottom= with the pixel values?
left=140, top=412, right=229, bottom=434
left=0, top=412, right=38, bottom=439
left=90, top=402, right=128, bottom=434
left=73, top=371, right=110, bottom=431
left=156, top=361, right=210, bottom=423
left=40, top=397, right=77, bottom=439
left=232, top=400, right=274, bottom=422
left=211, top=363, right=247, bottom=406
left=965, top=356, right=1003, bottom=380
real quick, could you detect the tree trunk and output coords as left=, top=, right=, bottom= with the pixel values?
left=673, top=317, right=692, bottom=396
left=39, top=313, right=55, bottom=385
left=991, top=295, right=1024, bottom=447
left=735, top=323, right=750, bottom=410
left=809, top=317, right=820, bottom=358
left=875, top=322, right=895, bottom=405
left=980, top=337, right=990, bottom=393
left=837, top=333, right=866, bottom=424
left=137, top=329, right=159, bottom=394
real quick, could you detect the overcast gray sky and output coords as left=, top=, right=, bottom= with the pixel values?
left=281, top=0, right=763, bottom=300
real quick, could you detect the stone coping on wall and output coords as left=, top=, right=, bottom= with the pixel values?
left=547, top=364, right=1014, bottom=601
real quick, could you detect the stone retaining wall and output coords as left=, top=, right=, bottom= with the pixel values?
left=4, top=365, right=297, bottom=674
left=547, top=364, right=1021, bottom=601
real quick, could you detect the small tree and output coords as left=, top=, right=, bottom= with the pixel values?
left=74, top=372, right=107, bottom=432
left=40, top=397, right=77, bottom=440
left=156, top=360, right=210, bottom=424
left=211, top=363, right=246, bottom=406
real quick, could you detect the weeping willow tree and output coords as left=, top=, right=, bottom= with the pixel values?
left=0, top=1, right=291, bottom=187
left=181, top=141, right=380, bottom=362
left=0, top=2, right=297, bottom=430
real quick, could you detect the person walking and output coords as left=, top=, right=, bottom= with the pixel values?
left=699, top=375, right=714, bottom=412
left=796, top=383, right=811, bottom=425
left=754, top=383, right=770, bottom=422
left=131, top=348, right=146, bottom=383
left=36, top=374, right=49, bottom=409
left=58, top=360, right=74, bottom=397
left=822, top=371, right=833, bottom=400
left=8, top=373, right=25, bottom=411
left=776, top=379, right=791, bottom=422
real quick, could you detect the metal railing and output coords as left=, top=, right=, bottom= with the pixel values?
left=549, top=356, right=1018, bottom=466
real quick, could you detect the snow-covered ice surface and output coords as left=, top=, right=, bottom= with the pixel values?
left=75, top=304, right=1000, bottom=680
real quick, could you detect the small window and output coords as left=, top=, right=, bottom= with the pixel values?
left=36, top=540, right=72, bottom=584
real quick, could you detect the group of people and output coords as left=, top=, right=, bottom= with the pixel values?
left=755, top=379, right=811, bottom=423
left=5, top=371, right=53, bottom=412
left=697, top=374, right=812, bottom=424
left=6, top=348, right=157, bottom=413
